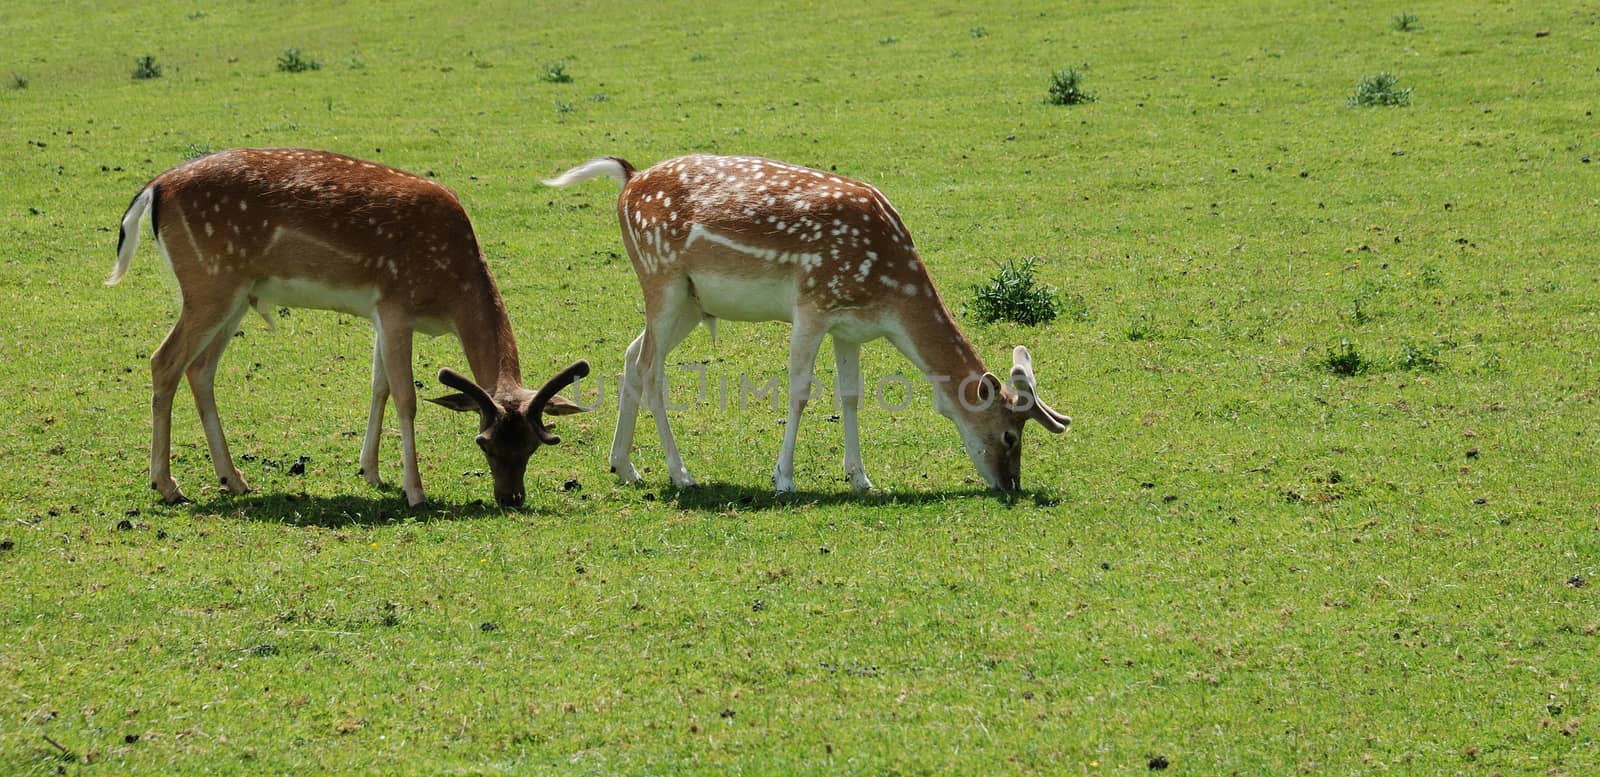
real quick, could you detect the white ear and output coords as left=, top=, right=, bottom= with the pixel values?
left=1007, top=345, right=1071, bottom=433
left=1009, top=345, right=1037, bottom=395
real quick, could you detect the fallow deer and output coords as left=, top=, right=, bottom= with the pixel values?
left=109, top=148, right=588, bottom=508
left=544, top=154, right=1068, bottom=492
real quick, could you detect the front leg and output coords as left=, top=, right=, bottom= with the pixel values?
left=832, top=337, right=874, bottom=492
left=774, top=316, right=826, bottom=493
left=359, top=336, right=388, bottom=487
left=375, top=309, right=427, bottom=507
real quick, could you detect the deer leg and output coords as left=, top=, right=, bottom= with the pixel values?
left=832, top=337, right=874, bottom=492
left=185, top=300, right=254, bottom=495
left=358, top=335, right=388, bottom=487
left=774, top=315, right=826, bottom=493
left=608, top=329, right=647, bottom=484
left=642, top=300, right=703, bottom=489
left=374, top=308, right=426, bottom=507
left=148, top=292, right=247, bottom=503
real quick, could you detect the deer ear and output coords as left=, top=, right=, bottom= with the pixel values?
left=530, top=360, right=591, bottom=444
left=979, top=372, right=1003, bottom=403
left=427, top=393, right=484, bottom=413
left=541, top=395, right=586, bottom=417
left=433, top=367, right=499, bottom=418
left=1006, top=346, right=1070, bottom=433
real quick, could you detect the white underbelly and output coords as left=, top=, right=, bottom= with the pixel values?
left=252, top=277, right=378, bottom=319
left=689, top=273, right=796, bottom=322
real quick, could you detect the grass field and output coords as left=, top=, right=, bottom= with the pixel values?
left=3, top=0, right=1598, bottom=773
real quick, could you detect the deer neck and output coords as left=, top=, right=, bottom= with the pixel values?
left=886, top=295, right=988, bottom=419
left=452, top=266, right=525, bottom=397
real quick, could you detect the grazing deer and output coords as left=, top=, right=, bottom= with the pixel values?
left=544, top=154, right=1068, bottom=492
left=109, top=148, right=588, bottom=508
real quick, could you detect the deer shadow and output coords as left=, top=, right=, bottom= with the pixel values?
left=652, top=481, right=1058, bottom=513
left=182, top=489, right=542, bottom=527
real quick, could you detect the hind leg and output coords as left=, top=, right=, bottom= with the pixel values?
left=149, top=291, right=249, bottom=503
left=185, top=301, right=254, bottom=495
left=609, top=329, right=648, bottom=483
left=636, top=280, right=702, bottom=487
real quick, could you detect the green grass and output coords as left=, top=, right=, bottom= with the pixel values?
left=2, top=0, right=1598, bottom=773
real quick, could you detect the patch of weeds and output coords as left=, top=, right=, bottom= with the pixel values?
left=1416, top=263, right=1443, bottom=289
left=878, top=36, right=899, bottom=45
left=1349, top=280, right=1384, bottom=325
left=186, top=9, right=207, bottom=20
left=589, top=93, right=610, bottom=103
left=966, top=257, right=1061, bottom=326
left=555, top=101, right=575, bottom=114
left=132, top=55, right=162, bottom=80
left=1476, top=350, right=1503, bottom=375
left=1396, top=339, right=1452, bottom=372
left=540, top=62, right=573, bottom=83
left=1126, top=312, right=1158, bottom=342
left=1392, top=13, right=1419, bottom=32
left=1046, top=67, right=1096, bottom=105
left=182, top=142, right=215, bottom=161
left=277, top=48, right=322, bottom=73
left=1318, top=339, right=1370, bottom=376
left=11, top=74, right=27, bottom=89
left=1348, top=72, right=1411, bottom=107
left=969, top=27, right=990, bottom=39
left=689, top=52, right=709, bottom=63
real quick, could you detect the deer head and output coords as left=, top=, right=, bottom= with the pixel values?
left=430, top=361, right=590, bottom=507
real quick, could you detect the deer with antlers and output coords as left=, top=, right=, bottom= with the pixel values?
left=109, top=148, right=588, bottom=508
left=544, top=154, right=1068, bottom=492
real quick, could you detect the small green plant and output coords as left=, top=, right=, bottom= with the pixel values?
left=555, top=100, right=575, bottom=114
left=1125, top=312, right=1158, bottom=341
left=540, top=61, right=573, bottom=83
left=1349, top=280, right=1384, bottom=325
left=11, top=74, right=27, bottom=89
left=1395, top=340, right=1443, bottom=372
left=181, top=142, right=216, bottom=161
left=1348, top=72, right=1411, bottom=107
left=186, top=9, right=207, bottom=20
left=276, top=48, right=322, bottom=73
left=878, top=36, right=899, bottom=45
left=1392, top=12, right=1419, bottom=31
left=966, top=257, right=1061, bottom=326
left=969, top=26, right=990, bottom=39
left=1046, top=67, right=1096, bottom=105
left=1417, top=263, right=1443, bottom=288
left=132, top=55, right=162, bottom=80
left=1318, top=339, right=1370, bottom=376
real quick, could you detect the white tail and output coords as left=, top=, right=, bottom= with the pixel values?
left=546, top=153, right=1068, bottom=492
left=114, top=148, right=588, bottom=508
left=541, top=157, right=633, bottom=188
left=107, top=187, right=153, bottom=286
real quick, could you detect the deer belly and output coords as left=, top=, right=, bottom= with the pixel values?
left=252, top=277, right=380, bottom=319
left=687, top=273, right=796, bottom=322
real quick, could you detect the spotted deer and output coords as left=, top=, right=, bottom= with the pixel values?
left=109, top=148, right=589, bottom=508
left=544, top=154, right=1068, bottom=492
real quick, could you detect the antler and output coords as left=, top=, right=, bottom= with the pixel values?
left=529, top=360, right=591, bottom=445
left=436, top=368, right=500, bottom=419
